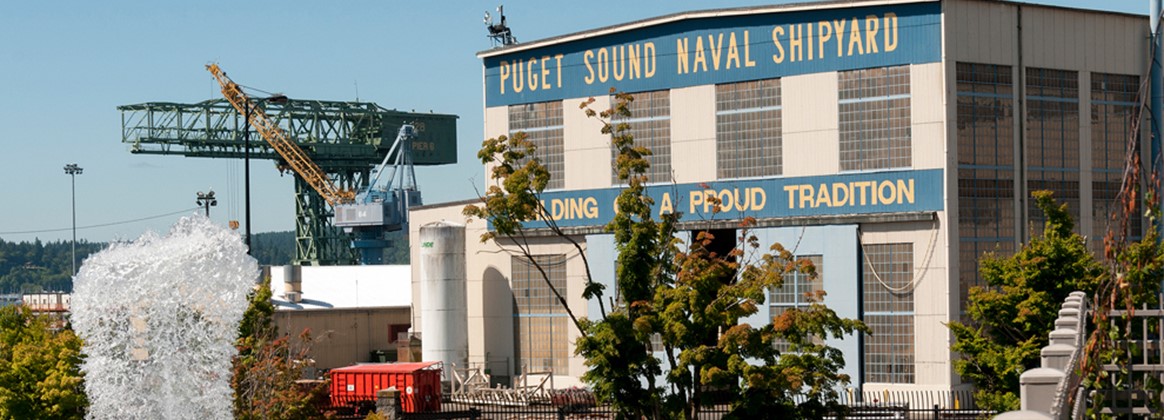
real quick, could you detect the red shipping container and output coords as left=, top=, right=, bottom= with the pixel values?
left=329, top=361, right=443, bottom=413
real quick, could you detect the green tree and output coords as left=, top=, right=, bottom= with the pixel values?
left=949, top=191, right=1104, bottom=411
left=0, top=305, right=87, bottom=419
left=466, top=90, right=866, bottom=419
left=231, top=282, right=326, bottom=420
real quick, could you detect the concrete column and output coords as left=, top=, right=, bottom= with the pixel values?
left=376, top=387, right=401, bottom=420
left=1020, top=367, right=1065, bottom=413
left=1041, top=343, right=1075, bottom=371
left=1049, top=328, right=1077, bottom=346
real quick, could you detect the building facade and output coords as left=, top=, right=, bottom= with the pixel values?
left=410, top=0, right=1147, bottom=392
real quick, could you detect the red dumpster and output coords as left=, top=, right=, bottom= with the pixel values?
left=329, top=361, right=442, bottom=413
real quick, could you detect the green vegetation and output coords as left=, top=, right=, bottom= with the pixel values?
left=0, top=306, right=87, bottom=419
left=949, top=191, right=1106, bottom=411
left=465, top=90, right=866, bottom=419
left=232, top=282, right=327, bottom=419
left=0, top=239, right=103, bottom=293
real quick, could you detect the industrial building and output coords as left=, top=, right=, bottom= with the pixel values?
left=267, top=265, right=412, bottom=371
left=409, top=0, right=1147, bottom=392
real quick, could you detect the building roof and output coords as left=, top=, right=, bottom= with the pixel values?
left=476, top=0, right=1142, bottom=58
left=330, top=361, right=441, bottom=374
left=477, top=0, right=936, bottom=58
left=268, top=265, right=411, bottom=310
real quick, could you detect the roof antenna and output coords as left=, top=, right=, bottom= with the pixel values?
left=484, top=5, right=517, bottom=47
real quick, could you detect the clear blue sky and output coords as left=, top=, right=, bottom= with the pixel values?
left=0, top=0, right=1141, bottom=244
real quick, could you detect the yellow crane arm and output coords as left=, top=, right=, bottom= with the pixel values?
left=206, top=63, right=355, bottom=206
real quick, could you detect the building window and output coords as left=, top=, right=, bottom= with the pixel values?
left=512, top=254, right=569, bottom=374
left=863, top=243, right=914, bottom=384
left=612, top=90, right=671, bottom=184
left=716, top=79, right=782, bottom=179
left=770, top=255, right=822, bottom=353
left=1026, top=68, right=1080, bottom=234
left=839, top=65, right=912, bottom=171
left=1091, top=72, right=1141, bottom=251
left=955, top=62, right=1016, bottom=301
left=509, top=101, right=565, bottom=190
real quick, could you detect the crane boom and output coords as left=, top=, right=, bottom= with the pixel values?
left=206, top=63, right=355, bottom=206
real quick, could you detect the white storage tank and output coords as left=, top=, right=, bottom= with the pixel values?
left=419, top=221, right=468, bottom=381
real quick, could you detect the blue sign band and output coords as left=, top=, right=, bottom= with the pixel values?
left=520, top=169, right=944, bottom=229
left=483, top=2, right=941, bottom=107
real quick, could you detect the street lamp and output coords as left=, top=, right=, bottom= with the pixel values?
left=196, top=190, right=217, bottom=217
left=63, top=163, right=83, bottom=276
left=243, top=94, right=288, bottom=255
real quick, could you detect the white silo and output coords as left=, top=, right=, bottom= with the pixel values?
left=419, top=221, right=468, bottom=381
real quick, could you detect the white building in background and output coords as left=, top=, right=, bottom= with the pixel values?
left=410, top=0, right=1148, bottom=392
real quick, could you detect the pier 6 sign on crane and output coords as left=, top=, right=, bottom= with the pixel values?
left=481, top=2, right=940, bottom=106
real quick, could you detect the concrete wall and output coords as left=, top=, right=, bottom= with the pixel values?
left=274, top=307, right=410, bottom=371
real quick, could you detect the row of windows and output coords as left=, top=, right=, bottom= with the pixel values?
left=509, top=65, right=913, bottom=188
left=512, top=241, right=917, bottom=385
left=956, top=62, right=1141, bottom=299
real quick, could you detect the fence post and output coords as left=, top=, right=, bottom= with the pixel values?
left=933, top=403, right=939, bottom=420
left=376, top=387, right=401, bottom=420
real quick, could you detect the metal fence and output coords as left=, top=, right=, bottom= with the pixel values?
left=383, top=390, right=994, bottom=420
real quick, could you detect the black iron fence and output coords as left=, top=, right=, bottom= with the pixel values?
left=381, top=389, right=994, bottom=420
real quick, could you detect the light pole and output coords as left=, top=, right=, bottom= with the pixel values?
left=244, top=94, right=288, bottom=255
left=196, top=190, right=217, bottom=217
left=63, top=163, right=83, bottom=276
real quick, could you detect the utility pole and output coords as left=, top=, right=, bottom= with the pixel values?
left=196, top=190, right=217, bottom=217
left=63, top=163, right=83, bottom=276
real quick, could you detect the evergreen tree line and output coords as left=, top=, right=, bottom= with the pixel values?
left=0, top=229, right=411, bottom=294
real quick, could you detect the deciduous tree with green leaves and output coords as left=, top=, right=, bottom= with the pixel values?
left=0, top=305, right=87, bottom=419
left=948, top=191, right=1104, bottom=412
left=231, top=282, right=327, bottom=420
left=466, top=89, right=866, bottom=419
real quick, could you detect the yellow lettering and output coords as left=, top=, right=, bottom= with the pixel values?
left=784, top=185, right=798, bottom=209
left=750, top=187, right=766, bottom=210
left=628, top=44, right=641, bottom=79
left=806, top=23, right=814, bottom=61
left=865, top=15, right=880, bottom=54
left=527, top=58, right=537, bottom=91
left=555, top=54, right=564, bottom=87
left=584, top=50, right=595, bottom=84
left=884, top=13, right=899, bottom=52
left=848, top=17, right=863, bottom=56
left=878, top=180, right=896, bottom=205
left=833, top=19, right=847, bottom=57
left=717, top=190, right=733, bottom=212
left=853, top=181, right=871, bottom=205
left=597, top=48, right=609, bottom=82
left=551, top=199, right=564, bottom=220
left=540, top=56, right=551, bottom=90
left=799, top=185, right=814, bottom=209
left=694, top=36, right=708, bottom=72
left=726, top=32, right=741, bottom=69
left=897, top=179, right=914, bottom=204
left=677, top=39, right=688, bottom=74
left=818, top=21, right=833, bottom=60
left=709, top=33, right=724, bottom=70
left=644, top=42, right=657, bottom=77
left=612, top=46, right=625, bottom=81
left=513, top=59, right=525, bottom=93
left=832, top=182, right=850, bottom=207
left=703, top=189, right=717, bottom=213
left=499, top=60, right=510, bottom=94
left=789, top=24, right=803, bottom=62
left=815, top=183, right=831, bottom=207
left=660, top=193, right=673, bottom=215
left=744, top=30, right=755, bottom=67
left=772, top=26, right=785, bottom=64
left=690, top=190, right=703, bottom=213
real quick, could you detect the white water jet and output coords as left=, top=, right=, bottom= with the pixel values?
left=71, top=215, right=257, bottom=419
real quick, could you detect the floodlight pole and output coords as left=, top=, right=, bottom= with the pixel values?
left=64, top=163, right=83, bottom=276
